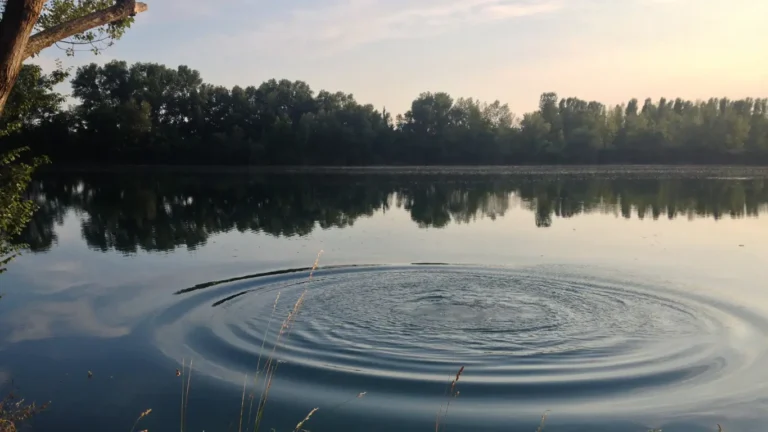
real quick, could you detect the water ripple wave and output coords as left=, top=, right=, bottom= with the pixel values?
left=154, top=265, right=768, bottom=421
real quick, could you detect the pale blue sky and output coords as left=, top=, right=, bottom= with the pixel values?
left=30, top=0, right=768, bottom=115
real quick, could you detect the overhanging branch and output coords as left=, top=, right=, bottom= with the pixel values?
left=23, top=0, right=148, bottom=59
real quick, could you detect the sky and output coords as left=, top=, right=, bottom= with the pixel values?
left=28, top=0, right=768, bottom=115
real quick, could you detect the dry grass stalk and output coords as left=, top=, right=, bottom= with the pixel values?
left=246, top=393, right=255, bottom=432
left=0, top=390, right=49, bottom=432
left=325, top=390, right=368, bottom=415
left=435, top=365, right=464, bottom=432
left=250, top=290, right=281, bottom=427
left=179, top=358, right=185, bottom=432
left=178, top=358, right=193, bottom=432
left=238, top=374, right=248, bottom=432
left=129, top=408, right=152, bottom=432
left=535, top=411, right=549, bottom=432
left=253, top=251, right=323, bottom=432
left=184, top=359, right=193, bottom=430
left=293, top=407, right=318, bottom=432
left=309, top=251, right=323, bottom=279
left=449, top=366, right=464, bottom=396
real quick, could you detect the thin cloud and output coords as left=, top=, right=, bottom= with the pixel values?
left=481, top=2, right=561, bottom=19
left=204, top=0, right=563, bottom=57
left=3, top=299, right=130, bottom=344
left=142, top=0, right=253, bottom=22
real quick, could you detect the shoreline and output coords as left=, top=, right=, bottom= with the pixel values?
left=38, top=164, right=768, bottom=176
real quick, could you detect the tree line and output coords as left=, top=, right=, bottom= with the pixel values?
left=2, top=60, right=768, bottom=165
left=19, top=173, right=768, bottom=253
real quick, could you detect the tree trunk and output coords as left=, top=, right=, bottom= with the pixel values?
left=0, top=0, right=46, bottom=117
left=0, top=0, right=148, bottom=117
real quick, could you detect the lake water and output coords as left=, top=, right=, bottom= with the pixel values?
left=2, top=167, right=768, bottom=432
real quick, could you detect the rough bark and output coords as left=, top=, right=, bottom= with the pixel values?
left=0, top=0, right=47, bottom=116
left=23, top=0, right=148, bottom=59
left=0, top=0, right=148, bottom=116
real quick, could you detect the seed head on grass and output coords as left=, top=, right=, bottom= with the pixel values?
left=535, top=410, right=549, bottom=432
left=435, top=365, right=465, bottom=432
left=293, top=407, right=318, bottom=432
left=0, top=391, right=49, bottom=432
left=129, top=408, right=152, bottom=432
left=449, top=366, right=464, bottom=396
left=309, top=250, right=324, bottom=280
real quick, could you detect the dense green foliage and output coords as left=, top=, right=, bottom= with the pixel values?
left=0, top=65, right=60, bottom=276
left=0, top=147, right=47, bottom=275
left=19, top=172, right=768, bottom=253
left=3, top=60, right=768, bottom=164
left=0, top=63, right=68, bottom=134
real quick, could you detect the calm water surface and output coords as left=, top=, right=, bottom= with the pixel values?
left=2, top=167, right=768, bottom=432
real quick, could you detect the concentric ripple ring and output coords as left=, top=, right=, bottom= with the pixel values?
left=153, top=265, right=768, bottom=422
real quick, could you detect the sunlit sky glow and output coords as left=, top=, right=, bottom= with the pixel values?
left=29, top=0, right=768, bottom=115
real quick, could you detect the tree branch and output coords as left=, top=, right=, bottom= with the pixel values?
left=23, top=0, right=148, bottom=59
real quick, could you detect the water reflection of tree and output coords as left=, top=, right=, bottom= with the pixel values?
left=19, top=173, right=768, bottom=253
left=394, top=181, right=511, bottom=228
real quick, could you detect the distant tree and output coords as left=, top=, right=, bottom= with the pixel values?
left=2, top=58, right=768, bottom=166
